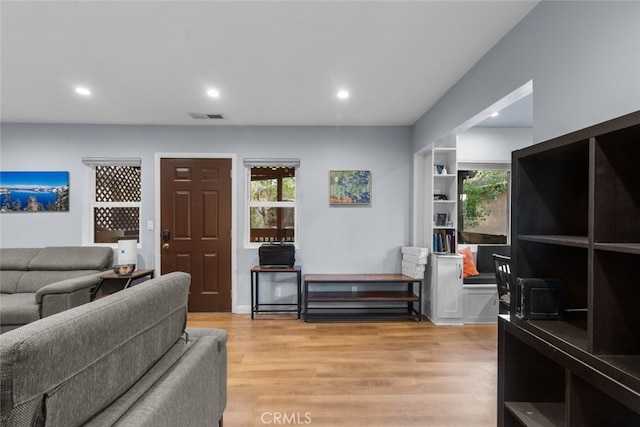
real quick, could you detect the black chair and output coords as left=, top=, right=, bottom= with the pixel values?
left=493, top=254, right=513, bottom=314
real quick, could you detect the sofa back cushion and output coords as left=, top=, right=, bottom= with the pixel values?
left=0, top=249, right=42, bottom=293
left=0, top=248, right=42, bottom=270
left=28, top=246, right=113, bottom=271
left=0, top=271, right=190, bottom=427
left=0, top=247, right=113, bottom=294
left=0, top=271, right=23, bottom=294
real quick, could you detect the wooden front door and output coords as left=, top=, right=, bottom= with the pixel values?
left=160, top=158, right=232, bottom=311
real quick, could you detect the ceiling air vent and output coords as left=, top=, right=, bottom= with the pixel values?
left=188, top=112, right=224, bottom=120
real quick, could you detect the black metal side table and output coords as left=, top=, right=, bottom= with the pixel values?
left=251, top=265, right=302, bottom=319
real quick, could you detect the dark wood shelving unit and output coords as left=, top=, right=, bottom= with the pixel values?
left=504, top=402, right=565, bottom=427
left=593, top=242, right=640, bottom=255
left=306, top=290, right=419, bottom=303
left=517, top=235, right=589, bottom=248
left=499, top=111, right=640, bottom=426
left=303, top=274, right=422, bottom=322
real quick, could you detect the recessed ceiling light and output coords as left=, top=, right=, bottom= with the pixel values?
left=207, top=89, right=220, bottom=98
left=75, top=87, right=91, bottom=96
left=337, top=90, right=350, bottom=99
left=490, top=111, right=500, bottom=117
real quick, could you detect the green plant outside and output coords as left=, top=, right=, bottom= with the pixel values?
left=461, top=170, right=508, bottom=229
left=250, top=177, right=295, bottom=228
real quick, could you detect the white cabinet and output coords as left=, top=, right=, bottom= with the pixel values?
left=423, top=253, right=463, bottom=325
left=463, top=284, right=499, bottom=324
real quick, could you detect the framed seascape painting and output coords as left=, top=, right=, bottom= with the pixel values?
left=0, top=171, right=69, bottom=212
left=329, top=170, right=371, bottom=205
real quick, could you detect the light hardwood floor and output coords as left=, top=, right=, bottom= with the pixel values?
left=187, top=313, right=498, bottom=427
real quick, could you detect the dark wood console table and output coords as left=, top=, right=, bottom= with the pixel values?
left=303, top=274, right=422, bottom=322
left=91, top=269, right=155, bottom=300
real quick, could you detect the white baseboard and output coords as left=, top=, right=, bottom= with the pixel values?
left=234, top=305, right=251, bottom=314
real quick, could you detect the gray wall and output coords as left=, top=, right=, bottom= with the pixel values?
left=3, top=1, right=639, bottom=312
left=0, top=123, right=412, bottom=311
left=413, top=1, right=640, bottom=151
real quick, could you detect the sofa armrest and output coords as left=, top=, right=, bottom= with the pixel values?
left=186, top=328, right=228, bottom=419
left=86, top=328, right=228, bottom=427
left=36, top=273, right=104, bottom=317
left=35, top=272, right=104, bottom=303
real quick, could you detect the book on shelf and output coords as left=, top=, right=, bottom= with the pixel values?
left=432, top=229, right=456, bottom=254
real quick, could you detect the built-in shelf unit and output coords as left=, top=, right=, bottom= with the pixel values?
left=426, top=135, right=458, bottom=254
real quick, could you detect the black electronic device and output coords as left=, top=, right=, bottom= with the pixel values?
left=258, top=242, right=295, bottom=268
left=515, top=277, right=564, bottom=320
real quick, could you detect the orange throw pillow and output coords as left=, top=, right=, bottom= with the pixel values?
left=458, top=246, right=479, bottom=278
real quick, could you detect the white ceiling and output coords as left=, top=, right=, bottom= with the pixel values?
left=0, top=1, right=538, bottom=127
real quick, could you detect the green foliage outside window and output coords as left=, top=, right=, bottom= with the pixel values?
left=461, top=170, right=508, bottom=229
left=249, top=167, right=296, bottom=241
left=250, top=177, right=295, bottom=202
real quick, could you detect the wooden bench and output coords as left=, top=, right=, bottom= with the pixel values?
left=303, top=274, right=422, bottom=322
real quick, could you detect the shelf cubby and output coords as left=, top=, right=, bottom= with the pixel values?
left=433, top=174, right=456, bottom=201
left=501, top=320, right=565, bottom=427
left=514, top=139, right=589, bottom=237
left=515, top=240, right=589, bottom=314
left=593, top=123, right=640, bottom=245
left=504, top=402, right=564, bottom=427
left=432, top=201, right=456, bottom=227
left=591, top=250, right=640, bottom=355
left=568, top=373, right=640, bottom=426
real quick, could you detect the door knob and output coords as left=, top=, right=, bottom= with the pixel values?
left=162, top=243, right=170, bottom=250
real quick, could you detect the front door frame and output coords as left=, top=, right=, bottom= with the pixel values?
left=155, top=152, right=238, bottom=313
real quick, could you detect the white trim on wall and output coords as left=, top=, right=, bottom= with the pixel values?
left=412, top=82, right=532, bottom=250
left=458, top=162, right=510, bottom=171
left=154, top=152, right=239, bottom=313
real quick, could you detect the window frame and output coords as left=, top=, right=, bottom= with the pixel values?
left=245, top=162, right=298, bottom=248
left=457, top=162, right=511, bottom=245
left=83, top=158, right=142, bottom=247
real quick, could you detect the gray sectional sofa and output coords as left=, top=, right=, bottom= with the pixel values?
left=0, top=271, right=227, bottom=427
left=0, top=246, right=113, bottom=332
